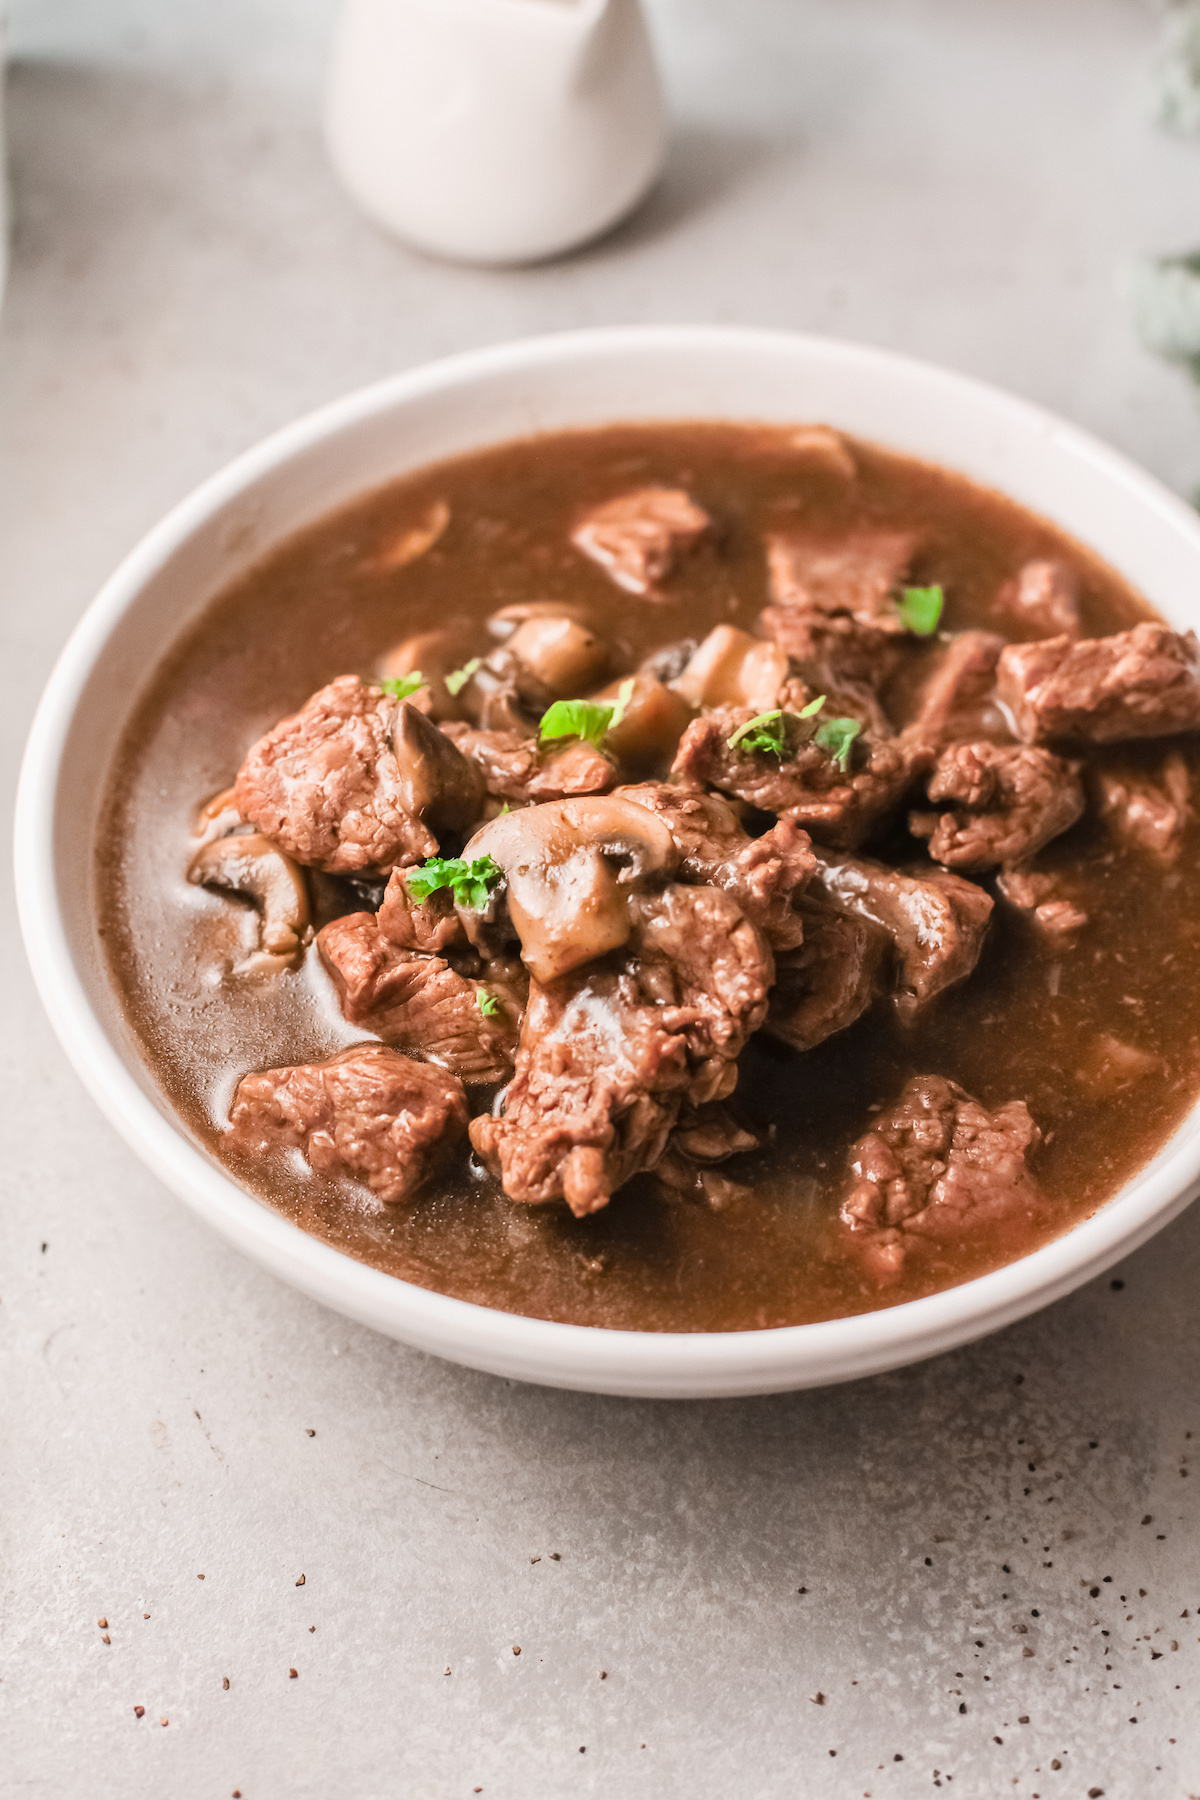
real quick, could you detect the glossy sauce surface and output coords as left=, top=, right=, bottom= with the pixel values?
left=97, top=425, right=1200, bottom=1330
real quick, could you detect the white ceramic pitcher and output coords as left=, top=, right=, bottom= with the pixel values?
left=325, top=0, right=667, bottom=265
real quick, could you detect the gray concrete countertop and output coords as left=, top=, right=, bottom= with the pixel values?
left=3, top=3, right=1200, bottom=1795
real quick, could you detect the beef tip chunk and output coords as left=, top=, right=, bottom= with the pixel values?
left=764, top=604, right=900, bottom=695
left=571, top=487, right=711, bottom=596
left=995, top=864, right=1088, bottom=944
left=997, top=623, right=1200, bottom=744
left=764, top=902, right=889, bottom=1052
left=1094, top=750, right=1192, bottom=864
left=840, top=1075, right=1041, bottom=1279
left=903, top=631, right=1007, bottom=748
left=374, top=869, right=467, bottom=954
left=655, top=1103, right=760, bottom=1209
left=234, top=676, right=437, bottom=876
left=669, top=1100, right=759, bottom=1164
left=442, top=722, right=615, bottom=805
left=766, top=526, right=917, bottom=626
left=811, top=850, right=992, bottom=1020
left=613, top=781, right=815, bottom=950
left=671, top=707, right=924, bottom=850
left=762, top=526, right=918, bottom=687
left=318, top=911, right=520, bottom=1083
left=470, top=885, right=772, bottom=1216
left=909, top=742, right=1084, bottom=871
left=228, top=1044, right=467, bottom=1206
left=994, top=558, right=1081, bottom=639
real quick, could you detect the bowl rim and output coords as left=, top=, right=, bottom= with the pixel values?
left=16, top=321, right=1200, bottom=1397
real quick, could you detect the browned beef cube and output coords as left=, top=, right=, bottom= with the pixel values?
left=909, top=742, right=1084, bottom=871
left=764, top=902, right=889, bottom=1052
left=234, top=676, right=436, bottom=876
left=613, top=781, right=815, bottom=951
left=840, top=1074, right=1041, bottom=1279
left=903, top=631, right=1006, bottom=748
left=470, top=884, right=772, bottom=1216
left=571, top=487, right=711, bottom=595
left=442, top=723, right=615, bottom=805
left=811, top=850, right=993, bottom=1020
left=994, top=559, right=1081, bottom=639
left=671, top=707, right=923, bottom=850
left=766, top=526, right=917, bottom=625
left=1094, top=751, right=1192, bottom=864
left=318, top=912, right=520, bottom=1084
left=997, top=623, right=1200, bottom=744
left=762, top=607, right=899, bottom=693
left=994, top=865, right=1088, bottom=944
left=654, top=1102, right=760, bottom=1209
left=669, top=1101, right=759, bottom=1164
left=228, top=1044, right=467, bottom=1205
left=760, top=527, right=918, bottom=696
left=375, top=871, right=467, bottom=955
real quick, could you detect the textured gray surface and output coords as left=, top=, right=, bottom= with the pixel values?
left=3, top=3, right=1200, bottom=1795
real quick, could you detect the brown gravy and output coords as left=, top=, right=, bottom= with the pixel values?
left=96, top=424, right=1200, bottom=1331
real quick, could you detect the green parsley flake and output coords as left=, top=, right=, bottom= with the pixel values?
left=727, top=709, right=788, bottom=757
left=538, top=682, right=632, bottom=749
left=814, top=715, right=862, bottom=772
left=380, top=671, right=426, bottom=701
left=444, top=657, right=481, bottom=696
left=406, top=854, right=504, bottom=912
left=476, top=989, right=501, bottom=1018
left=895, top=584, right=944, bottom=636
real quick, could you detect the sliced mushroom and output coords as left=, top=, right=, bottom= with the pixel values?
left=377, top=628, right=473, bottom=721
left=188, top=832, right=309, bottom=976
left=458, top=657, right=537, bottom=734
left=592, top=672, right=691, bottom=768
left=787, top=425, right=857, bottom=480
left=670, top=625, right=789, bottom=714
left=502, top=616, right=609, bottom=697
left=364, top=499, right=450, bottom=572
left=391, top=701, right=486, bottom=836
left=465, top=795, right=678, bottom=984
left=192, top=786, right=244, bottom=846
left=487, top=600, right=597, bottom=641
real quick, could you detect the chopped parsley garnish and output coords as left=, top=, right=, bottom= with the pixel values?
left=444, top=657, right=481, bottom=696
left=380, top=671, right=426, bottom=701
left=727, top=694, right=827, bottom=758
left=895, top=584, right=944, bottom=636
left=476, top=989, right=501, bottom=1018
left=727, top=709, right=787, bottom=756
left=538, top=678, right=635, bottom=748
left=406, top=854, right=503, bottom=911
left=814, top=715, right=862, bottom=771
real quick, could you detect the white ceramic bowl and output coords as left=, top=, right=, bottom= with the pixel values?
left=16, top=326, right=1200, bottom=1397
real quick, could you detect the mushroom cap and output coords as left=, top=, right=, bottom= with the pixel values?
left=487, top=600, right=597, bottom=641
left=188, top=831, right=309, bottom=974
left=670, top=625, right=789, bottom=714
left=377, top=627, right=472, bottom=721
left=465, top=795, right=678, bottom=984
left=390, top=701, right=485, bottom=835
left=502, top=615, right=609, bottom=698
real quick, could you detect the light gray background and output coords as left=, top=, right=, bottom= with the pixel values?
left=3, top=3, right=1200, bottom=1795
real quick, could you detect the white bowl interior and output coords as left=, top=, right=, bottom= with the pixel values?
left=19, top=326, right=1200, bottom=1396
